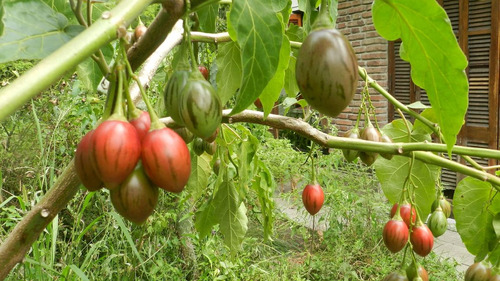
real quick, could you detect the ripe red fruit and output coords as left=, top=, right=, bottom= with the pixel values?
left=390, top=203, right=417, bottom=228
left=383, top=218, right=409, bottom=253
left=302, top=184, right=324, bottom=215
left=465, top=262, right=492, bottom=281
left=141, top=128, right=191, bottom=193
left=91, top=120, right=141, bottom=190
left=110, top=163, right=159, bottom=224
left=129, top=111, right=151, bottom=142
left=410, top=222, right=434, bottom=257
left=75, top=130, right=103, bottom=191
left=198, top=65, right=209, bottom=80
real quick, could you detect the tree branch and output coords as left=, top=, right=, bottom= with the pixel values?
left=161, top=110, right=500, bottom=190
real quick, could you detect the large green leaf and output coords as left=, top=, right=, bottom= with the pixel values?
left=252, top=159, right=276, bottom=240
left=297, top=0, right=319, bottom=33
left=197, top=3, right=218, bottom=33
left=383, top=119, right=431, bottom=143
left=215, top=42, right=242, bottom=105
left=185, top=153, right=212, bottom=203
left=372, top=0, right=468, bottom=153
left=229, top=0, right=283, bottom=114
left=213, top=181, right=248, bottom=255
left=375, top=120, right=438, bottom=219
left=260, top=37, right=290, bottom=117
left=194, top=198, right=217, bottom=239
left=0, top=0, right=84, bottom=63
left=283, top=55, right=299, bottom=98
left=454, top=177, right=500, bottom=258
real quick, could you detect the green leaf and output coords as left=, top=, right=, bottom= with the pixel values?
left=408, top=101, right=430, bottom=110
left=252, top=159, right=276, bottom=240
left=375, top=120, right=438, bottom=219
left=298, top=0, right=319, bottom=33
left=185, top=152, right=212, bottom=203
left=0, top=0, right=84, bottom=63
left=197, top=3, right=219, bottom=33
left=382, top=119, right=431, bottom=143
left=41, top=0, right=75, bottom=24
left=375, top=156, right=438, bottom=220
left=454, top=177, right=500, bottom=257
left=261, top=37, right=291, bottom=117
left=494, top=213, right=500, bottom=240
left=283, top=55, right=300, bottom=98
left=229, top=0, right=283, bottom=114
left=372, top=0, right=468, bottom=154
left=235, top=125, right=259, bottom=185
left=215, top=42, right=242, bottom=105
left=413, top=108, right=438, bottom=135
left=195, top=198, right=217, bottom=239
left=214, top=181, right=248, bottom=255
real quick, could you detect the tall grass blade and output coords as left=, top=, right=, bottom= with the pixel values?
left=69, top=264, right=90, bottom=281
left=110, top=212, right=146, bottom=269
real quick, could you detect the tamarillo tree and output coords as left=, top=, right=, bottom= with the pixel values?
left=0, top=0, right=499, bottom=279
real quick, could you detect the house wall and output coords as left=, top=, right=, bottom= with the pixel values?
left=333, top=0, right=389, bottom=134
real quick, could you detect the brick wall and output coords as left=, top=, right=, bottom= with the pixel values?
left=333, top=0, right=389, bottom=134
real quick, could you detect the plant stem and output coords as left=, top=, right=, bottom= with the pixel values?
left=190, top=109, right=500, bottom=191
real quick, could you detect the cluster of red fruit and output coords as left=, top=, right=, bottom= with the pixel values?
left=75, top=111, right=191, bottom=224
left=382, top=195, right=453, bottom=280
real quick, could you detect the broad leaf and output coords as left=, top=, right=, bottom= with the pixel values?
left=0, top=0, right=84, bottom=63
left=372, top=0, right=468, bottom=154
left=283, top=55, right=300, bottom=98
left=494, top=213, right=500, bottom=240
left=454, top=177, right=500, bottom=257
left=375, top=120, right=438, bottom=219
left=413, top=108, right=438, bottom=135
left=197, top=3, right=218, bottom=33
left=185, top=153, right=212, bottom=203
left=383, top=119, right=431, bottom=143
left=261, top=37, right=291, bottom=117
left=298, top=0, right=319, bottom=33
left=215, top=42, right=242, bottom=105
left=194, top=199, right=217, bottom=239
left=229, top=0, right=283, bottom=114
left=252, top=159, right=276, bottom=240
left=235, top=124, right=259, bottom=185
left=214, top=181, right=248, bottom=255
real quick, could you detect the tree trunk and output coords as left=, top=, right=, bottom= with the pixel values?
left=0, top=160, right=81, bottom=280
left=175, top=200, right=199, bottom=280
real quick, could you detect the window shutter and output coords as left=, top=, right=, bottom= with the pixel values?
left=387, top=0, right=499, bottom=189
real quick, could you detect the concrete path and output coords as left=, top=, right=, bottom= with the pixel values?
left=273, top=195, right=474, bottom=272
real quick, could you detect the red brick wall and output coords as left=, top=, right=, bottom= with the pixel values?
left=333, top=0, right=389, bottom=134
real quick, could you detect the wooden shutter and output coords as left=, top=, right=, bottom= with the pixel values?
left=387, top=0, right=500, bottom=189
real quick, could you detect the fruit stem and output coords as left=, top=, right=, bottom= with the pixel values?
left=121, top=46, right=163, bottom=130
left=313, top=0, right=334, bottom=30
left=184, top=0, right=198, bottom=72
left=309, top=143, right=317, bottom=184
left=113, top=63, right=125, bottom=117
left=102, top=71, right=117, bottom=120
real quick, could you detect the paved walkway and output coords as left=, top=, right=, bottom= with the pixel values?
left=273, top=195, right=474, bottom=272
